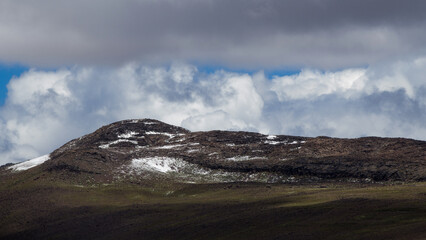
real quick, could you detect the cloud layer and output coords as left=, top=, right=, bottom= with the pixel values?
left=1, top=0, right=426, bottom=68
left=1, top=58, right=426, bottom=164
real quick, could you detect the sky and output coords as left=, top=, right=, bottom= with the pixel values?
left=0, top=64, right=28, bottom=105
left=1, top=0, right=426, bottom=164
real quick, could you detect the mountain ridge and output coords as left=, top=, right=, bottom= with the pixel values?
left=2, top=118, right=425, bottom=184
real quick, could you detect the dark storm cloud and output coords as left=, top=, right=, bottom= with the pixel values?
left=1, top=0, right=426, bottom=68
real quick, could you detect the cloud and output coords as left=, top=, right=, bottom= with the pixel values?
left=1, top=58, right=426, bottom=165
left=0, top=0, right=426, bottom=68
left=271, top=68, right=367, bottom=100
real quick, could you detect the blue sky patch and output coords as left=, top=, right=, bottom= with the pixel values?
left=0, top=64, right=28, bottom=106
left=196, top=64, right=300, bottom=79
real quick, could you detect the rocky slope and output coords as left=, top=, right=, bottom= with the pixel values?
left=2, top=119, right=425, bottom=184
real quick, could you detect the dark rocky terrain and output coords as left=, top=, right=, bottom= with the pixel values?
left=2, top=118, right=424, bottom=183
left=1, top=119, right=425, bottom=240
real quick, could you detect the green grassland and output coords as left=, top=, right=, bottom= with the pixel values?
left=1, top=176, right=425, bottom=240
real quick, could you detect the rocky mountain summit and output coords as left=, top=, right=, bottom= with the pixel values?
left=2, top=119, right=426, bottom=184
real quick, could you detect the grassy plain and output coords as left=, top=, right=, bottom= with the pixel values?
left=1, top=178, right=425, bottom=240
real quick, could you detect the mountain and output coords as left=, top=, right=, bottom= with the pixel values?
left=2, top=118, right=425, bottom=183
left=1, top=119, right=425, bottom=240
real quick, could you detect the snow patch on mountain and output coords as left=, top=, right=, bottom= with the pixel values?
left=145, top=131, right=185, bottom=138
left=118, top=131, right=138, bottom=138
left=264, top=139, right=306, bottom=145
left=131, top=157, right=182, bottom=173
left=129, top=157, right=209, bottom=175
left=226, top=156, right=267, bottom=161
left=187, top=149, right=199, bottom=153
left=143, top=121, right=157, bottom=125
left=8, top=154, right=50, bottom=171
left=264, top=140, right=282, bottom=145
left=153, top=144, right=186, bottom=149
left=99, top=139, right=138, bottom=149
